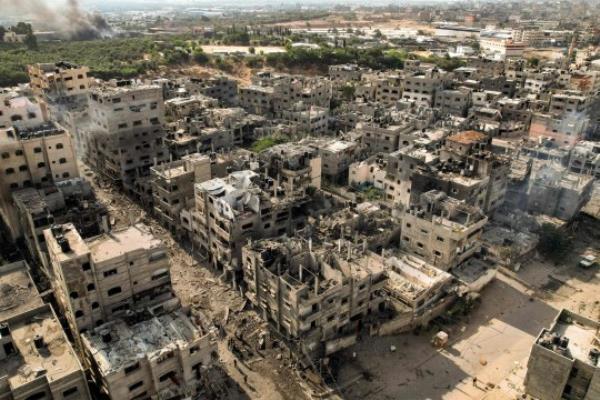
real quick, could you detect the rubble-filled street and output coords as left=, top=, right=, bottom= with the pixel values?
left=86, top=165, right=311, bottom=399
left=2, top=2, right=600, bottom=400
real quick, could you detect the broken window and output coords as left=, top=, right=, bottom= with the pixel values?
left=62, top=387, right=79, bottom=398
left=103, top=268, right=118, bottom=277
left=125, top=362, right=141, bottom=374
left=128, top=381, right=144, bottom=391
left=107, top=286, right=122, bottom=296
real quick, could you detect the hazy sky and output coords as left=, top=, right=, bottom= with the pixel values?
left=43, top=0, right=446, bottom=8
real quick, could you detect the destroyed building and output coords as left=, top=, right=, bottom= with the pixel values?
left=372, top=253, right=456, bottom=336
left=307, top=138, right=364, bottom=184
left=356, top=122, right=416, bottom=154
left=0, top=88, right=48, bottom=130
left=406, top=131, right=511, bottom=213
left=311, top=202, right=401, bottom=253
left=0, top=122, right=79, bottom=241
left=258, top=142, right=322, bottom=196
left=242, top=237, right=387, bottom=358
left=278, top=104, right=329, bottom=136
left=183, top=75, right=239, bottom=106
left=0, top=261, right=91, bottom=400
left=82, top=308, right=217, bottom=400
left=164, top=94, right=218, bottom=120
left=44, top=223, right=174, bottom=342
left=240, top=72, right=332, bottom=118
left=165, top=107, right=265, bottom=158
left=12, top=178, right=109, bottom=274
left=525, top=309, right=600, bottom=400
left=151, top=153, right=212, bottom=235
left=190, top=170, right=315, bottom=281
left=86, top=81, right=169, bottom=204
left=505, top=161, right=594, bottom=221
left=400, top=190, right=488, bottom=270
left=568, top=141, right=600, bottom=178
left=27, top=62, right=91, bottom=102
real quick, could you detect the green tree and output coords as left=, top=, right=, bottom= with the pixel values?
left=0, top=26, right=5, bottom=42
left=528, top=57, right=540, bottom=68
left=13, top=22, right=33, bottom=35
left=24, top=32, right=38, bottom=50
left=341, top=84, right=356, bottom=100
left=192, top=48, right=209, bottom=64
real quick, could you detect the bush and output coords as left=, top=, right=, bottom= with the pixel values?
left=251, top=136, right=289, bottom=152
left=192, top=48, right=209, bottom=64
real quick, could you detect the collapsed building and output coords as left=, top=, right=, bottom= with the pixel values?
left=190, top=170, right=317, bottom=282
left=311, top=202, right=401, bottom=254
left=242, top=233, right=496, bottom=359
left=258, top=142, right=322, bottom=196
left=12, top=178, right=109, bottom=275
left=165, top=107, right=265, bottom=158
left=242, top=237, right=388, bottom=359
left=0, top=261, right=91, bottom=400
left=82, top=308, right=217, bottom=400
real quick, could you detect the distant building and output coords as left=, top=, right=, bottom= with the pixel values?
left=27, top=62, right=91, bottom=100
left=480, top=38, right=526, bottom=61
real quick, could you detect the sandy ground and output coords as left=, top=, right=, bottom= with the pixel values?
left=272, top=16, right=434, bottom=33
left=81, top=164, right=309, bottom=400
left=333, top=216, right=600, bottom=400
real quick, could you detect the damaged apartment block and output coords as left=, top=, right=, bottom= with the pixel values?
left=525, top=309, right=600, bottom=400
left=86, top=81, right=169, bottom=206
left=242, top=237, right=388, bottom=360
left=43, top=223, right=218, bottom=399
left=0, top=261, right=92, bottom=399
left=190, top=169, right=317, bottom=283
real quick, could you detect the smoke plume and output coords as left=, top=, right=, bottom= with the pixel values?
left=0, top=0, right=113, bottom=40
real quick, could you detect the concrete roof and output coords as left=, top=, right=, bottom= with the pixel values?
left=447, top=130, right=488, bottom=145
left=83, top=312, right=201, bottom=375
left=87, top=224, right=163, bottom=264
left=0, top=261, right=43, bottom=322
left=0, top=305, right=84, bottom=390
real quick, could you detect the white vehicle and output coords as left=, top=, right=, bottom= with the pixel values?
left=579, top=254, right=597, bottom=269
